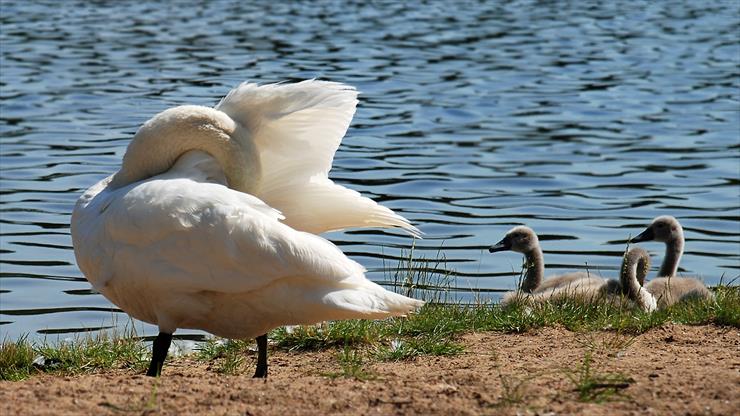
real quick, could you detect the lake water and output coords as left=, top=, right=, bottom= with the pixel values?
left=1, top=1, right=738, bottom=342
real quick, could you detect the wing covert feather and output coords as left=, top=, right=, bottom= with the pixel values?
left=103, top=178, right=365, bottom=295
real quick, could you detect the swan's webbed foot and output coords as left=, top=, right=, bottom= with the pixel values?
left=253, top=334, right=268, bottom=379
left=146, top=332, right=173, bottom=377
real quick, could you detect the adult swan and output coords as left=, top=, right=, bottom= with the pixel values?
left=71, top=80, right=423, bottom=378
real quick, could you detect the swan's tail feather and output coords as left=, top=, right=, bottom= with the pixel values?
left=260, top=179, right=421, bottom=237
left=322, top=281, right=425, bottom=319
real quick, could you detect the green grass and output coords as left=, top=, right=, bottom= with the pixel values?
left=387, top=242, right=456, bottom=304
left=565, top=350, right=633, bottom=403
left=34, top=333, right=149, bottom=375
left=264, top=284, right=736, bottom=380
left=270, top=320, right=380, bottom=351
left=497, top=370, right=531, bottom=407
left=576, top=331, right=637, bottom=357
left=1, top=330, right=149, bottom=381
left=323, top=345, right=376, bottom=381
left=373, top=333, right=464, bottom=361
left=0, top=335, right=36, bottom=381
left=195, top=338, right=254, bottom=374
left=705, top=284, right=739, bottom=327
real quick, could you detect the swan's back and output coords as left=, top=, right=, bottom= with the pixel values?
left=501, top=273, right=606, bottom=307
left=535, top=271, right=602, bottom=293
left=645, top=276, right=713, bottom=309
left=534, top=275, right=608, bottom=302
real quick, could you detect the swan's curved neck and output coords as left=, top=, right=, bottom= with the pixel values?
left=521, top=247, right=544, bottom=293
left=621, top=251, right=645, bottom=297
left=621, top=249, right=655, bottom=311
left=109, top=105, right=260, bottom=193
left=659, top=236, right=683, bottom=277
left=636, top=257, right=649, bottom=286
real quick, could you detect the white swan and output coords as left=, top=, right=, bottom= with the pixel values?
left=630, top=216, right=713, bottom=309
left=71, top=80, right=423, bottom=378
left=489, top=226, right=606, bottom=306
left=112, top=80, right=420, bottom=237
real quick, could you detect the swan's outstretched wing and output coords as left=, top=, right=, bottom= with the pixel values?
left=215, top=80, right=420, bottom=237
left=262, top=178, right=419, bottom=235
left=216, top=80, right=355, bottom=180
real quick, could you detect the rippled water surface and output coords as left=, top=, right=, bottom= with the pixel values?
left=1, top=1, right=739, bottom=341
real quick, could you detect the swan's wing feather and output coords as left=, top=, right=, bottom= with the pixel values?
left=233, top=191, right=285, bottom=222
left=104, top=178, right=364, bottom=295
left=216, top=80, right=357, bottom=179
left=262, top=178, right=421, bottom=236
left=215, top=80, right=420, bottom=236
left=165, top=150, right=285, bottom=221
left=535, top=272, right=602, bottom=293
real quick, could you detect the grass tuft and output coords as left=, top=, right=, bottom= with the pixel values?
left=390, top=242, right=456, bottom=304
left=374, top=334, right=464, bottom=361
left=0, top=330, right=148, bottom=381
left=565, top=350, right=633, bottom=403
left=710, top=285, right=739, bottom=327
left=0, top=335, right=36, bottom=381
left=34, top=333, right=149, bottom=376
left=271, top=320, right=380, bottom=351
left=195, top=339, right=254, bottom=374
left=576, top=331, right=637, bottom=357
left=323, top=345, right=375, bottom=381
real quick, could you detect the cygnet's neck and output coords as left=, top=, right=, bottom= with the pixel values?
left=659, top=234, right=684, bottom=277
left=521, top=246, right=544, bottom=293
left=109, top=105, right=260, bottom=193
left=621, top=248, right=656, bottom=312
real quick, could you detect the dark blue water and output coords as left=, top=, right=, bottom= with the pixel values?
left=1, top=0, right=739, bottom=341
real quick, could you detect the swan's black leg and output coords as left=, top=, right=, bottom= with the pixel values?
left=146, top=332, right=173, bottom=377
left=253, top=334, right=268, bottom=379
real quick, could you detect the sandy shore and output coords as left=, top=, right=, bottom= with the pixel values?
left=2, top=324, right=738, bottom=415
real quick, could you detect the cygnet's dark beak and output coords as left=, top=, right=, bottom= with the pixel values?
left=489, top=238, right=511, bottom=253
left=631, top=227, right=654, bottom=243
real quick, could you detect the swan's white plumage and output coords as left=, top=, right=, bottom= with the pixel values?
left=71, top=81, right=424, bottom=343
left=216, top=81, right=355, bottom=180
left=73, top=150, right=422, bottom=339
left=216, top=80, right=420, bottom=236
